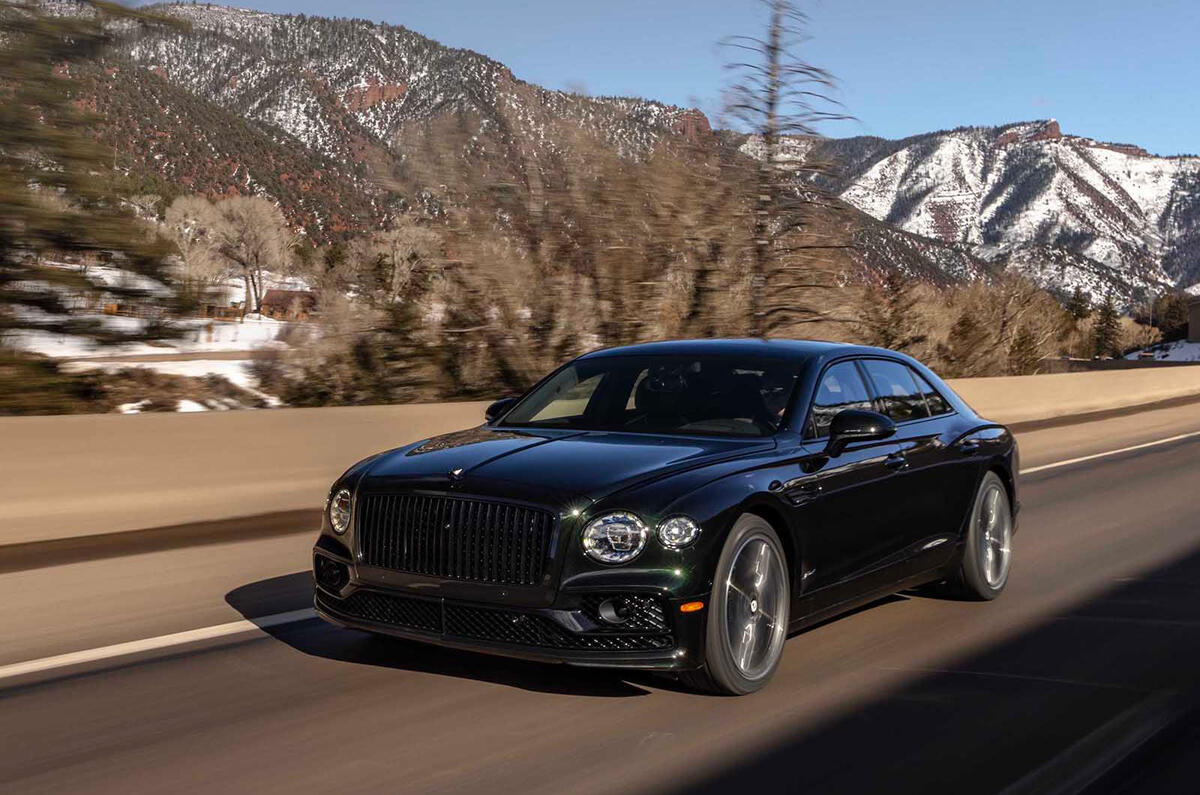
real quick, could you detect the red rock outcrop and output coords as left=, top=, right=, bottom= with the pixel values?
left=672, top=109, right=712, bottom=143
left=1029, top=119, right=1062, bottom=142
left=343, top=79, right=407, bottom=112
left=996, top=120, right=1062, bottom=148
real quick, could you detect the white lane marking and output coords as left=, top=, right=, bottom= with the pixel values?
left=1020, top=430, right=1200, bottom=475
left=0, top=608, right=315, bottom=682
left=3, top=429, right=1198, bottom=683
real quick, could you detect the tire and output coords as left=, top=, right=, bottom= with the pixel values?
left=943, top=471, right=1014, bottom=601
left=680, top=514, right=791, bottom=695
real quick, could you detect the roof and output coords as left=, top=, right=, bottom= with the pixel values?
left=260, top=289, right=316, bottom=308
left=579, top=338, right=882, bottom=362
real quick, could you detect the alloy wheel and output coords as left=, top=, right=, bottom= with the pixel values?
left=978, top=482, right=1012, bottom=589
left=724, top=535, right=788, bottom=680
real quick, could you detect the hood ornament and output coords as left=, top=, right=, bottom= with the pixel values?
left=448, top=467, right=465, bottom=481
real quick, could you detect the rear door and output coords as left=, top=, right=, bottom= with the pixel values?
left=858, top=358, right=961, bottom=572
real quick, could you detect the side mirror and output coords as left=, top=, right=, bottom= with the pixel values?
left=826, top=409, right=895, bottom=458
left=484, top=397, right=518, bottom=424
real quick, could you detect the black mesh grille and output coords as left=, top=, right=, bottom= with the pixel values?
left=317, top=589, right=440, bottom=633
left=317, top=590, right=673, bottom=653
left=357, top=494, right=555, bottom=586
left=444, top=604, right=673, bottom=651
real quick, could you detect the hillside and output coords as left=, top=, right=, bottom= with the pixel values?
left=63, top=1, right=986, bottom=288
left=70, top=3, right=1200, bottom=303
left=816, top=120, right=1200, bottom=302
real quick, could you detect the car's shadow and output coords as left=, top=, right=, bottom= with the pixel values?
left=226, top=573, right=655, bottom=697
left=227, top=573, right=915, bottom=698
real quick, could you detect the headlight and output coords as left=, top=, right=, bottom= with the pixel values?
left=328, top=488, right=352, bottom=535
left=582, top=512, right=648, bottom=564
left=658, top=515, right=702, bottom=549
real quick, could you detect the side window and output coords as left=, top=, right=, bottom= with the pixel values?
left=861, top=359, right=930, bottom=423
left=911, top=369, right=952, bottom=416
left=805, top=361, right=873, bottom=439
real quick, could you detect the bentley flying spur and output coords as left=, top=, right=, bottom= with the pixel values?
left=313, top=339, right=1018, bottom=694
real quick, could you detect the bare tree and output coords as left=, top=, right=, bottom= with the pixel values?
left=210, top=197, right=296, bottom=318
left=723, top=0, right=850, bottom=335
left=352, top=219, right=442, bottom=305
left=164, top=196, right=227, bottom=298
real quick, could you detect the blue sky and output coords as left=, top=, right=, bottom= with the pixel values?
left=170, top=0, right=1198, bottom=155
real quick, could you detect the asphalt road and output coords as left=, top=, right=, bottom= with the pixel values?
left=3, top=402, right=1200, bottom=793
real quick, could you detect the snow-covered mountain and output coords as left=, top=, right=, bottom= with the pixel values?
left=121, top=4, right=707, bottom=164
left=821, top=120, right=1200, bottom=302
left=81, top=4, right=1195, bottom=301
left=78, top=2, right=985, bottom=287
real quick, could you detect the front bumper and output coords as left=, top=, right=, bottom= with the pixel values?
left=313, top=549, right=708, bottom=670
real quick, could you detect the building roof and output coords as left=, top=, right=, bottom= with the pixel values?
left=260, top=289, right=316, bottom=308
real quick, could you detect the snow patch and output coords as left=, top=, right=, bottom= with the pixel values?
left=1126, top=340, right=1200, bottom=363
left=118, top=400, right=153, bottom=414
left=62, top=358, right=258, bottom=391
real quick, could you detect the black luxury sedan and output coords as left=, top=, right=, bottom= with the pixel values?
left=313, top=339, right=1018, bottom=694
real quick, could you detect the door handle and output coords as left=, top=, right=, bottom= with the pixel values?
left=884, top=453, right=909, bottom=470
left=787, top=481, right=823, bottom=506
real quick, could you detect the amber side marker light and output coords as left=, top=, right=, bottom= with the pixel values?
left=680, top=601, right=705, bottom=613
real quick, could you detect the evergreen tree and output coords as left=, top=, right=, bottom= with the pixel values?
left=935, top=310, right=991, bottom=378
left=859, top=272, right=927, bottom=353
left=1091, top=294, right=1122, bottom=358
left=1066, top=286, right=1091, bottom=322
left=1007, top=324, right=1041, bottom=375
left=1156, top=292, right=1191, bottom=342
left=0, top=1, right=176, bottom=347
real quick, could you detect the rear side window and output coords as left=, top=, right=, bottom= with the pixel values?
left=806, top=361, right=873, bottom=439
left=861, top=359, right=930, bottom=423
left=911, top=370, right=952, bottom=416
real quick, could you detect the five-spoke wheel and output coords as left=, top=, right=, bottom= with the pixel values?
left=682, top=514, right=790, bottom=695
left=944, top=470, right=1014, bottom=600
left=979, top=479, right=1013, bottom=590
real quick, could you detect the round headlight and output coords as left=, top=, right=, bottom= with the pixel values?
left=582, top=512, right=648, bottom=564
left=658, top=515, right=702, bottom=549
left=328, top=488, right=352, bottom=535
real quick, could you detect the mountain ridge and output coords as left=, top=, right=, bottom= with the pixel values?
left=77, top=2, right=1196, bottom=302
left=818, top=119, right=1200, bottom=301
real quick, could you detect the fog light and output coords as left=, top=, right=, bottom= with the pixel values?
left=314, top=555, right=349, bottom=592
left=597, top=597, right=631, bottom=625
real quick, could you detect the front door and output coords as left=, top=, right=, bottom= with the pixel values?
left=785, top=359, right=904, bottom=592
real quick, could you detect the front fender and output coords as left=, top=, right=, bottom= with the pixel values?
left=577, top=447, right=811, bottom=601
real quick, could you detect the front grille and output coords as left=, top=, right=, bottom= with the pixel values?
left=317, top=590, right=673, bottom=653
left=356, top=494, right=555, bottom=586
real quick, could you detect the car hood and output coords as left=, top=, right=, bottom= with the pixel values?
left=360, top=425, right=775, bottom=505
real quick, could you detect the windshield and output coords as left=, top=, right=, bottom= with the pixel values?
left=499, top=355, right=805, bottom=438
